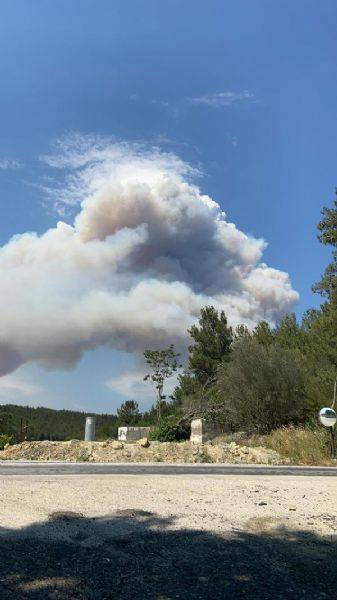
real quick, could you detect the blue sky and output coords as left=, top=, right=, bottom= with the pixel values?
left=0, top=0, right=337, bottom=412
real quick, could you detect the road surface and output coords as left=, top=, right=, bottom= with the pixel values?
left=0, top=460, right=337, bottom=476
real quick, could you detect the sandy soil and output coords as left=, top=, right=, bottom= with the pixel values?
left=0, top=473, right=336, bottom=538
left=1, top=474, right=337, bottom=598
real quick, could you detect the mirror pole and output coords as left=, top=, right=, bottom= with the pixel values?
left=330, top=427, right=336, bottom=459
left=331, top=377, right=337, bottom=410
left=329, top=377, right=337, bottom=458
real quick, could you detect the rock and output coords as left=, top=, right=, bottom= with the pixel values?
left=137, top=437, right=150, bottom=448
left=111, top=441, right=124, bottom=450
left=0, top=437, right=286, bottom=465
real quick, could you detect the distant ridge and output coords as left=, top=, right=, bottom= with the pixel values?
left=0, top=404, right=118, bottom=441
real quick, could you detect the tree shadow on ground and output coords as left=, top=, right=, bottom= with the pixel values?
left=0, top=509, right=336, bottom=599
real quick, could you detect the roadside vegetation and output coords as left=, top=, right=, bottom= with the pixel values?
left=220, top=427, right=330, bottom=466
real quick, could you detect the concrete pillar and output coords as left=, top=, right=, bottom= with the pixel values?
left=190, top=418, right=221, bottom=444
left=85, top=416, right=96, bottom=441
left=118, top=426, right=151, bottom=442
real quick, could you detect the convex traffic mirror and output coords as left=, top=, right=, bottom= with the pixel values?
left=319, top=407, right=337, bottom=428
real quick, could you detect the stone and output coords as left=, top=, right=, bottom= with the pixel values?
left=111, top=440, right=124, bottom=450
left=190, top=419, right=221, bottom=444
left=118, top=426, right=151, bottom=442
left=137, top=437, right=150, bottom=448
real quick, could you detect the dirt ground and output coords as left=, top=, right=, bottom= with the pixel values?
left=0, top=473, right=337, bottom=598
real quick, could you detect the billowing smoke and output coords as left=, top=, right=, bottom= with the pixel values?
left=0, top=135, right=298, bottom=375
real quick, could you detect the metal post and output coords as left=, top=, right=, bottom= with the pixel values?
left=330, top=427, right=336, bottom=459
left=330, top=377, right=336, bottom=458
left=84, top=416, right=96, bottom=441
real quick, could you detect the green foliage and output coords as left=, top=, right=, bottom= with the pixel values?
left=96, top=425, right=114, bottom=440
left=140, top=399, right=178, bottom=426
left=0, top=411, right=15, bottom=437
left=188, top=306, right=232, bottom=385
left=253, top=321, right=274, bottom=347
left=117, top=400, right=140, bottom=425
left=144, top=344, right=182, bottom=421
left=274, top=314, right=304, bottom=350
left=149, top=420, right=190, bottom=442
left=262, top=427, right=330, bottom=465
left=313, top=189, right=337, bottom=299
left=216, top=337, right=308, bottom=432
left=0, top=434, right=14, bottom=450
left=173, top=373, right=201, bottom=413
left=0, top=405, right=118, bottom=441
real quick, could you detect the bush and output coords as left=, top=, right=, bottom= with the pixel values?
left=240, top=426, right=330, bottom=465
left=0, top=434, right=14, bottom=450
left=149, top=421, right=190, bottom=442
left=216, top=338, right=308, bottom=432
left=263, top=426, right=330, bottom=465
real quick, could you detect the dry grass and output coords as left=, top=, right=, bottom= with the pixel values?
left=262, top=427, right=332, bottom=465
left=241, top=427, right=335, bottom=466
left=213, top=426, right=336, bottom=465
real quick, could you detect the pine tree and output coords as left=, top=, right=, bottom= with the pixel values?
left=188, top=306, right=232, bottom=385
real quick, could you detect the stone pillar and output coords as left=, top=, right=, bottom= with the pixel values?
left=190, top=418, right=221, bottom=444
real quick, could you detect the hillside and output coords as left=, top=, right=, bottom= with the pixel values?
left=0, top=404, right=118, bottom=442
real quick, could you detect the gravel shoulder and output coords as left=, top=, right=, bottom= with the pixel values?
left=1, top=473, right=336, bottom=536
left=0, top=473, right=336, bottom=598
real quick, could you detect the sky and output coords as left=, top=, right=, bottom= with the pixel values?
left=0, top=0, right=337, bottom=413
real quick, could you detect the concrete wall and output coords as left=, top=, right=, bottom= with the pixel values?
left=118, top=426, right=151, bottom=442
left=190, top=419, right=221, bottom=444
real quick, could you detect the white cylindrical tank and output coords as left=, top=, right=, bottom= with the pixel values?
left=84, top=416, right=96, bottom=441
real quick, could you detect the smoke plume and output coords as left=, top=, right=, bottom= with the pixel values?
left=0, top=135, right=298, bottom=375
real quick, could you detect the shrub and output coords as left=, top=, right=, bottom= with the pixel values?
left=216, top=338, right=308, bottom=432
left=241, top=426, right=330, bottom=465
left=0, top=434, right=14, bottom=450
left=149, top=421, right=190, bottom=442
left=263, top=426, right=329, bottom=465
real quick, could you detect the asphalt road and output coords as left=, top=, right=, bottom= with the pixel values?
left=1, top=460, right=337, bottom=476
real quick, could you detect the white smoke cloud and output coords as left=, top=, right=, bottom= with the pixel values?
left=0, top=134, right=298, bottom=376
